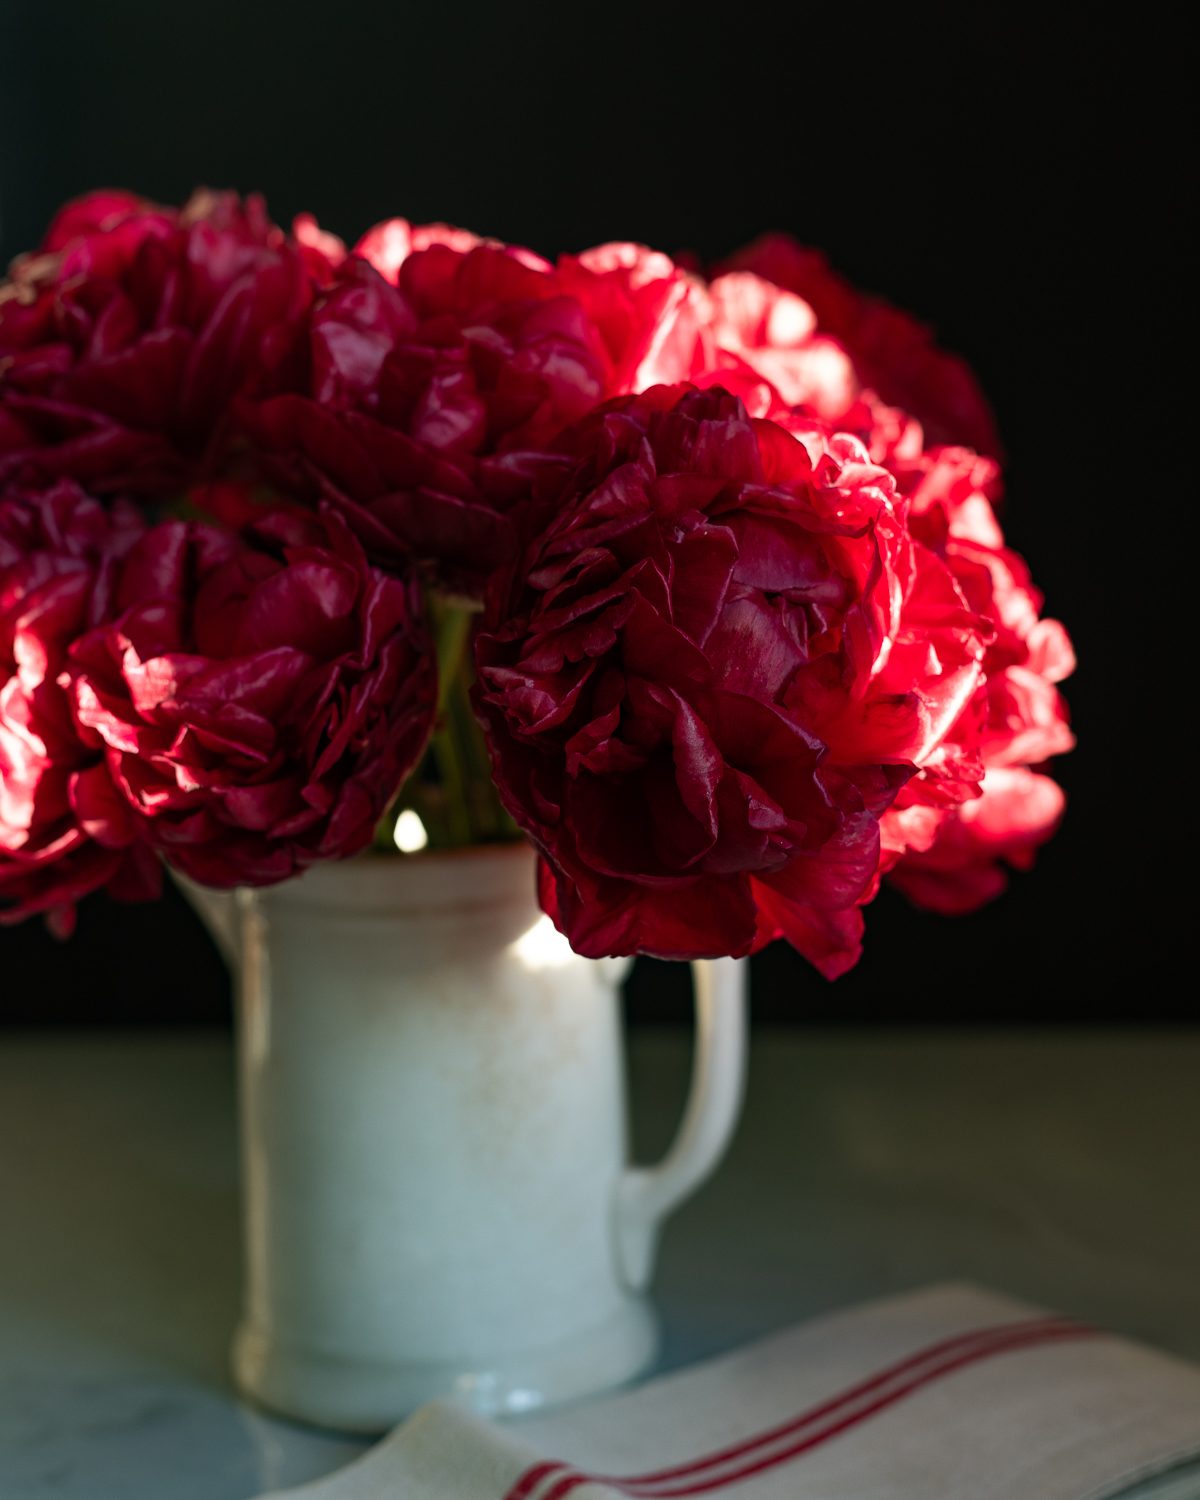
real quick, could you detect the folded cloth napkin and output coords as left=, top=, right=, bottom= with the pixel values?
left=256, top=1283, right=1200, bottom=1500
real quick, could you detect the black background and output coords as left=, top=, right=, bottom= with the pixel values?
left=0, top=3, right=1185, bottom=1025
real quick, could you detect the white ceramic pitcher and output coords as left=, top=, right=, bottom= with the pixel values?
left=179, top=841, right=747, bottom=1432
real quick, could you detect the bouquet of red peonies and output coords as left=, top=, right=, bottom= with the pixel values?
left=0, top=189, right=1073, bottom=974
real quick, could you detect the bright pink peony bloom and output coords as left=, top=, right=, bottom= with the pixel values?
left=694, top=270, right=860, bottom=425
left=474, top=386, right=992, bottom=976
left=0, top=481, right=159, bottom=933
left=711, top=234, right=1002, bottom=458
left=59, top=506, right=436, bottom=888
left=884, top=765, right=1067, bottom=913
left=239, top=223, right=712, bottom=597
left=684, top=258, right=1074, bottom=917
left=0, top=189, right=343, bottom=498
left=877, top=437, right=1075, bottom=910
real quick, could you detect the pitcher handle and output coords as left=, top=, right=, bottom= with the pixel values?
left=613, top=955, right=749, bottom=1291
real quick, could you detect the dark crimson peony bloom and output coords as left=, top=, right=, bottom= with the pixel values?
left=474, top=386, right=993, bottom=976
left=0, top=481, right=159, bottom=933
left=0, top=189, right=343, bottom=499
left=709, top=236, right=1002, bottom=458
left=59, top=506, right=436, bottom=888
left=239, top=223, right=711, bottom=597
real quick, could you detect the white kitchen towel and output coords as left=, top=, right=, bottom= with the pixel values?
left=256, top=1283, right=1200, bottom=1500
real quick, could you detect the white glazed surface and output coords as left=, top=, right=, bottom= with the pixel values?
left=179, top=845, right=747, bottom=1431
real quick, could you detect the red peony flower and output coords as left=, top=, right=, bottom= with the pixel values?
left=685, top=258, right=1075, bottom=918
left=474, top=385, right=993, bottom=976
left=710, top=234, right=1002, bottom=458
left=877, top=438, right=1075, bottom=910
left=59, top=506, right=436, bottom=888
left=0, top=189, right=343, bottom=499
left=695, top=270, right=860, bottom=425
left=0, top=481, right=159, bottom=934
left=239, top=223, right=712, bottom=597
left=884, top=765, right=1067, bottom=913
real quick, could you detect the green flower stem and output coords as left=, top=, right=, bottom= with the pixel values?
left=434, top=601, right=473, bottom=718
left=375, top=590, right=521, bottom=852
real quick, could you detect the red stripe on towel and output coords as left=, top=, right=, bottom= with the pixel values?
left=505, top=1461, right=573, bottom=1499
left=505, top=1316, right=1098, bottom=1500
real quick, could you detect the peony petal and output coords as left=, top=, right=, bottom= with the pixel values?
left=231, top=559, right=359, bottom=658
left=757, top=810, right=879, bottom=910
left=750, top=880, right=865, bottom=980
left=67, top=760, right=139, bottom=848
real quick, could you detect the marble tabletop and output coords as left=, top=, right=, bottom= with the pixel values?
left=2, top=1027, right=1199, bottom=1499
